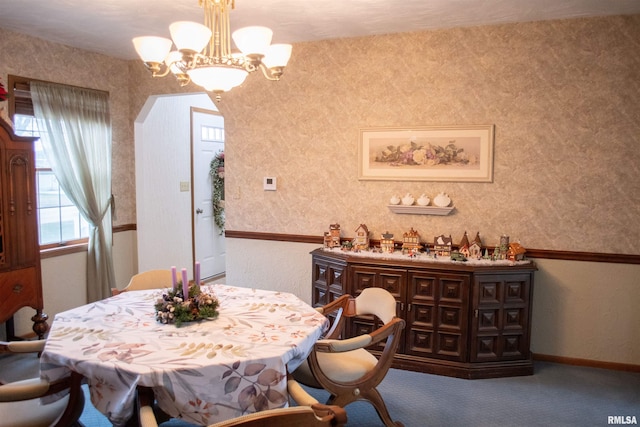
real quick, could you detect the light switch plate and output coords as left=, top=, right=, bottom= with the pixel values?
left=263, top=177, right=277, bottom=191
left=180, top=181, right=190, bottom=192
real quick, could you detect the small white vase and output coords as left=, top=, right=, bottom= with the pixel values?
left=401, top=193, right=414, bottom=206
left=433, top=192, right=451, bottom=207
left=417, top=194, right=430, bottom=206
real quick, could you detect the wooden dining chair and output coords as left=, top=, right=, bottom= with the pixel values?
left=137, top=375, right=347, bottom=427
left=293, top=287, right=406, bottom=427
left=111, top=269, right=174, bottom=296
left=0, top=340, right=85, bottom=427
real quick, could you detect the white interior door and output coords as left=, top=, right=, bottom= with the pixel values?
left=192, top=108, right=225, bottom=279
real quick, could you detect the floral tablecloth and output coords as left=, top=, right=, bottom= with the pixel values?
left=40, top=284, right=329, bottom=426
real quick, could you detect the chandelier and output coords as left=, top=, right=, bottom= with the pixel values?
left=132, top=0, right=292, bottom=101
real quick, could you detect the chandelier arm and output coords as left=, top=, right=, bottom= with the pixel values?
left=145, top=63, right=173, bottom=78
left=180, top=52, right=207, bottom=71
left=257, top=63, right=284, bottom=81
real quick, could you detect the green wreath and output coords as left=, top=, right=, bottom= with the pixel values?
left=209, top=151, right=225, bottom=234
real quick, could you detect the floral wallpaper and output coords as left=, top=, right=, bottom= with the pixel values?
left=216, top=15, right=640, bottom=254
left=2, top=13, right=639, bottom=254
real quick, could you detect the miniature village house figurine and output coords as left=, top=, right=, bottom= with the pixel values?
left=380, top=231, right=395, bottom=254
left=434, top=234, right=453, bottom=257
left=454, top=231, right=482, bottom=260
left=507, top=242, right=527, bottom=261
left=469, top=232, right=483, bottom=260
left=324, top=223, right=342, bottom=248
left=458, top=232, right=471, bottom=258
left=402, top=228, right=421, bottom=254
left=353, top=224, right=370, bottom=251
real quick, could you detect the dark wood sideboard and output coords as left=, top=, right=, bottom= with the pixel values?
left=311, top=248, right=537, bottom=379
left=0, top=118, right=48, bottom=339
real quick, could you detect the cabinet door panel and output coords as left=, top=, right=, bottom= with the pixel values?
left=312, top=261, right=329, bottom=306
left=351, top=265, right=404, bottom=299
left=472, top=273, right=532, bottom=362
left=351, top=269, right=376, bottom=293
left=352, top=315, right=376, bottom=336
left=313, top=261, right=328, bottom=285
left=7, top=152, right=38, bottom=267
left=505, top=279, right=527, bottom=303
left=477, top=308, right=499, bottom=332
left=438, top=306, right=463, bottom=331
left=330, top=266, right=344, bottom=288
left=408, top=274, right=435, bottom=327
left=411, top=303, right=434, bottom=327
left=478, top=280, right=501, bottom=304
left=440, top=277, right=465, bottom=303
left=475, top=336, right=499, bottom=360
left=408, top=329, right=433, bottom=355
left=502, top=334, right=526, bottom=358
left=437, top=333, right=464, bottom=358
left=0, top=267, right=38, bottom=323
left=504, top=307, right=526, bottom=331
left=312, top=259, right=345, bottom=307
left=407, top=271, right=469, bottom=361
left=349, top=265, right=405, bottom=352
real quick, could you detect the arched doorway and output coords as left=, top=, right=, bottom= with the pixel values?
left=134, top=93, right=225, bottom=280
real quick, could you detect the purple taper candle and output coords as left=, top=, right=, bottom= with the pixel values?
left=182, top=268, right=189, bottom=299
left=171, top=266, right=177, bottom=291
left=195, top=261, right=200, bottom=287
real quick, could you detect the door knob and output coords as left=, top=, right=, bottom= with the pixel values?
left=196, top=208, right=203, bottom=214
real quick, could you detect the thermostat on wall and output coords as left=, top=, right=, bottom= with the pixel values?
left=264, top=177, right=277, bottom=191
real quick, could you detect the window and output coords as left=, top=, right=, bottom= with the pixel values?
left=9, top=76, right=90, bottom=247
left=201, top=124, right=225, bottom=142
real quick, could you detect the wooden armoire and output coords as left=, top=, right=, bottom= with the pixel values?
left=0, top=117, right=48, bottom=339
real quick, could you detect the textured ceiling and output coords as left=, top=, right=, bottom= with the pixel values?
left=1, top=0, right=639, bottom=60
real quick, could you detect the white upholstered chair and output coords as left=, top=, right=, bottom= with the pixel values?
left=293, top=287, right=406, bottom=427
left=111, top=269, right=174, bottom=296
left=0, top=340, right=84, bottom=427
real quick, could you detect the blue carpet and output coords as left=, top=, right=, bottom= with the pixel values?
left=78, top=362, right=640, bottom=426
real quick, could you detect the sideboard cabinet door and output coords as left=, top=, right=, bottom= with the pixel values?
left=311, top=254, right=347, bottom=308
left=406, top=270, right=470, bottom=362
left=349, top=265, right=406, bottom=353
left=471, top=273, right=533, bottom=362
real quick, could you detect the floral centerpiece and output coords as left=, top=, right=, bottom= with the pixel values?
left=155, top=281, right=219, bottom=327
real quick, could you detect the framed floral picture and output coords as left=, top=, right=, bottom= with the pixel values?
left=358, top=125, right=495, bottom=182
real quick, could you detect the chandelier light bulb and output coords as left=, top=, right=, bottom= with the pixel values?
left=169, top=21, right=212, bottom=53
left=187, top=66, right=248, bottom=92
left=132, top=36, right=173, bottom=63
left=232, top=26, right=273, bottom=56
left=262, top=44, right=293, bottom=69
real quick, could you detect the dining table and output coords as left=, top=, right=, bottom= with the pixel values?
left=39, top=284, right=329, bottom=426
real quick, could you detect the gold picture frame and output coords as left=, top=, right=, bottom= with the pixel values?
left=358, top=125, right=495, bottom=182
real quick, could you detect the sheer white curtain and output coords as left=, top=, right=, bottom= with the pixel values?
left=31, top=81, right=115, bottom=302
